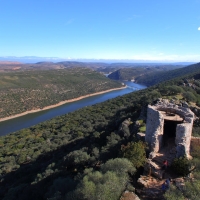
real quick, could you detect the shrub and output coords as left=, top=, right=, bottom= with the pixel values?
left=171, top=156, right=190, bottom=176
left=183, top=180, right=200, bottom=200
left=66, top=171, right=127, bottom=200
left=121, top=141, right=147, bottom=168
left=101, top=158, right=136, bottom=175
left=45, top=177, right=76, bottom=199
left=65, top=150, right=90, bottom=166
left=164, top=185, right=184, bottom=200
left=183, top=91, right=197, bottom=102
left=65, top=158, right=134, bottom=200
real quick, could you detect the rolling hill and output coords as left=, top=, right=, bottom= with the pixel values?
left=135, top=62, right=200, bottom=86
left=0, top=68, right=122, bottom=119
left=0, top=62, right=200, bottom=200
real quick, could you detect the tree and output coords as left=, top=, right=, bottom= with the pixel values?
left=101, top=158, right=136, bottom=175
left=45, top=177, right=76, bottom=199
left=121, top=141, right=147, bottom=168
left=64, top=150, right=90, bottom=166
left=171, top=156, right=190, bottom=176
left=65, top=158, right=134, bottom=200
left=67, top=171, right=126, bottom=200
left=183, top=91, right=197, bottom=102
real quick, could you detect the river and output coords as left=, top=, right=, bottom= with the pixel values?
left=0, top=81, right=146, bottom=136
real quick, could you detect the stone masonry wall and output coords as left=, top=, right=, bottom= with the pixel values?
left=176, top=124, right=193, bottom=158
left=145, top=99, right=194, bottom=158
left=145, top=106, right=164, bottom=153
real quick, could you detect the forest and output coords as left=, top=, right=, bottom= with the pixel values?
left=0, top=68, right=121, bottom=119
left=107, top=65, right=185, bottom=81
left=108, top=62, right=200, bottom=87
left=0, top=63, right=200, bottom=199
left=134, top=62, right=200, bottom=87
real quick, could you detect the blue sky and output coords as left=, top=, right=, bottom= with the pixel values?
left=0, top=0, right=200, bottom=62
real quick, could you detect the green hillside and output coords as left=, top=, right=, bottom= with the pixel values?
left=136, top=62, right=200, bottom=86
left=107, top=65, right=185, bottom=81
left=108, top=67, right=156, bottom=80
left=0, top=64, right=200, bottom=199
left=0, top=68, right=122, bottom=119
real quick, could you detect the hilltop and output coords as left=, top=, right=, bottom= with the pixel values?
left=0, top=62, right=200, bottom=200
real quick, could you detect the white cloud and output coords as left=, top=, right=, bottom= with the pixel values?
left=198, top=27, right=200, bottom=30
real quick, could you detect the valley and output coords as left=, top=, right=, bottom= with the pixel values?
left=0, top=62, right=200, bottom=200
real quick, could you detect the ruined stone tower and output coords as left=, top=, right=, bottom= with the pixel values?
left=145, top=99, right=195, bottom=158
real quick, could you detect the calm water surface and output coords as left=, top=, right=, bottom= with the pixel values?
left=0, top=81, right=146, bottom=136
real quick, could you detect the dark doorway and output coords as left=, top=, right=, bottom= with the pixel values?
left=163, top=119, right=182, bottom=147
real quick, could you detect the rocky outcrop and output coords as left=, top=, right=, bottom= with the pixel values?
left=120, top=191, right=140, bottom=200
left=118, top=118, right=132, bottom=139
left=137, top=176, right=164, bottom=199
left=137, top=132, right=145, bottom=141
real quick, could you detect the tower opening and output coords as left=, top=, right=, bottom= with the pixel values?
left=162, top=119, right=182, bottom=148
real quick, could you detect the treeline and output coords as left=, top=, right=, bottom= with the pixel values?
left=0, top=68, right=121, bottom=118
left=0, top=67, right=200, bottom=199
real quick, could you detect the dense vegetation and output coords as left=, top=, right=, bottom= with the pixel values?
left=107, top=65, right=184, bottom=81
left=108, top=63, right=200, bottom=87
left=97, top=63, right=184, bottom=74
left=0, top=68, right=122, bottom=118
left=135, top=62, right=200, bottom=86
left=0, top=62, right=200, bottom=199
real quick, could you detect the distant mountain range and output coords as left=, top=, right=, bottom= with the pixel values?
left=0, top=59, right=191, bottom=73
left=0, top=56, right=196, bottom=65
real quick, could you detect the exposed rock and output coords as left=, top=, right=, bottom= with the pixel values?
left=118, top=118, right=132, bottom=139
left=148, top=152, right=156, bottom=160
left=144, top=160, right=163, bottom=179
left=137, top=132, right=145, bottom=141
left=182, top=101, right=189, bottom=108
left=137, top=176, right=149, bottom=187
left=170, top=99, right=175, bottom=104
left=120, top=191, right=140, bottom=200
left=136, top=175, right=164, bottom=200
left=173, top=178, right=185, bottom=191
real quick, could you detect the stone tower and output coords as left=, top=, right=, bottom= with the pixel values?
left=145, top=99, right=195, bottom=158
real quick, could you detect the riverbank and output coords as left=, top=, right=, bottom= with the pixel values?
left=0, top=86, right=127, bottom=122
